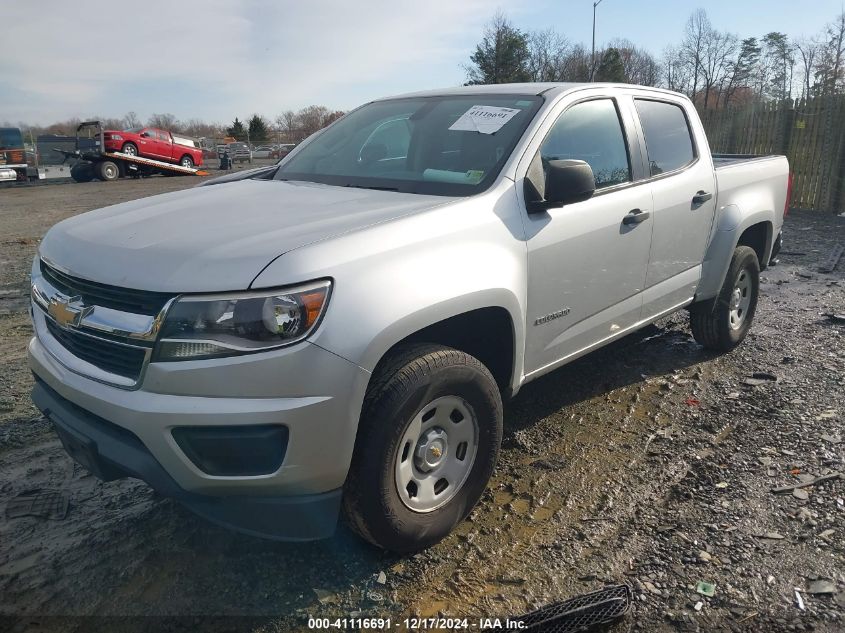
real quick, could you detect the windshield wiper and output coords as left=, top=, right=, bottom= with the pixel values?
left=343, top=183, right=400, bottom=192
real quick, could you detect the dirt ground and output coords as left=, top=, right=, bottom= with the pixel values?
left=0, top=173, right=843, bottom=633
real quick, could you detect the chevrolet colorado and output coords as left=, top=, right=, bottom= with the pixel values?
left=29, top=83, right=790, bottom=551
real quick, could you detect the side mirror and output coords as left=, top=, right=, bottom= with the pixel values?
left=528, top=159, right=596, bottom=213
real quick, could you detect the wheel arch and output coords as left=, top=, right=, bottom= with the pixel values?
left=355, top=291, right=523, bottom=401
left=696, top=206, right=775, bottom=302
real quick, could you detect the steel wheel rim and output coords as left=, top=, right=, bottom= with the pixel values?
left=104, top=164, right=117, bottom=179
left=728, top=268, right=752, bottom=330
left=394, top=395, right=479, bottom=513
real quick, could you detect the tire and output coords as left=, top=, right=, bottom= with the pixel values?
left=179, top=155, right=194, bottom=168
left=343, top=344, right=503, bottom=552
left=122, top=142, right=138, bottom=156
left=97, top=160, right=119, bottom=181
left=690, top=245, right=760, bottom=351
left=70, top=163, right=94, bottom=183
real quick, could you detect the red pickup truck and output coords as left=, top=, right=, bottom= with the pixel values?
left=103, top=127, right=203, bottom=167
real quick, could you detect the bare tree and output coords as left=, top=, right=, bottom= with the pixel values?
left=296, top=105, right=331, bottom=140
left=275, top=110, right=298, bottom=142
left=610, top=38, right=660, bottom=86
left=681, top=9, right=712, bottom=100
left=527, top=29, right=570, bottom=81
left=122, top=111, right=141, bottom=129
left=795, top=37, right=821, bottom=98
left=147, top=113, right=180, bottom=131
left=700, top=30, right=739, bottom=107
left=557, top=43, right=592, bottom=82
left=661, top=45, right=691, bottom=93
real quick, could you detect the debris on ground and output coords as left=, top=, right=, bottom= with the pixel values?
left=502, top=584, right=632, bottom=632
left=818, top=242, right=844, bottom=273
left=695, top=581, right=716, bottom=597
left=5, top=489, right=69, bottom=520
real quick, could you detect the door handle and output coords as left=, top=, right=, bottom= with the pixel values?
left=693, top=190, right=713, bottom=205
left=622, top=208, right=650, bottom=225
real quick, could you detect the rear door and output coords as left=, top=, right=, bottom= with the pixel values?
left=521, top=94, right=654, bottom=377
left=631, top=97, right=717, bottom=317
left=158, top=130, right=174, bottom=160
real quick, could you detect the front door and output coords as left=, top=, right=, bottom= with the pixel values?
left=523, top=97, right=654, bottom=377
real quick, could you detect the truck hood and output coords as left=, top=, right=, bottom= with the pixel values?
left=39, top=179, right=451, bottom=292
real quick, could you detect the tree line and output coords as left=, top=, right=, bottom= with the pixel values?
left=5, top=105, right=345, bottom=145
left=466, top=9, right=845, bottom=108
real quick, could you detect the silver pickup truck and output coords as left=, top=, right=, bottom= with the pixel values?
left=29, top=83, right=790, bottom=551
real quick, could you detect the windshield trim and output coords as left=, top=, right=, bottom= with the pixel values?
left=273, top=94, right=544, bottom=197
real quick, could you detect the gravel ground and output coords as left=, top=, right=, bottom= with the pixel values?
left=0, top=175, right=843, bottom=633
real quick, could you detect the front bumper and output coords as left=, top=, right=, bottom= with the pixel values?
left=28, top=306, right=371, bottom=538
left=32, top=377, right=342, bottom=540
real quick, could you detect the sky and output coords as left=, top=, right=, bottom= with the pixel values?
left=1, top=0, right=842, bottom=126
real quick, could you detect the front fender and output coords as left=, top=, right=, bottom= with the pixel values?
left=250, top=186, right=528, bottom=393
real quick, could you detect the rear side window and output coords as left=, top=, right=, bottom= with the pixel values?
left=634, top=100, right=695, bottom=176
left=540, top=99, right=631, bottom=189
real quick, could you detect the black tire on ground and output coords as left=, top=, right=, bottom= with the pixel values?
left=690, top=245, right=760, bottom=352
left=97, top=160, right=120, bottom=181
left=70, top=163, right=94, bottom=183
left=122, top=142, right=138, bottom=156
left=179, top=155, right=194, bottom=168
left=343, top=343, right=503, bottom=552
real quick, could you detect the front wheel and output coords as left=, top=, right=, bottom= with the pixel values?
left=343, top=344, right=502, bottom=552
left=121, top=142, right=138, bottom=156
left=690, top=245, right=760, bottom=351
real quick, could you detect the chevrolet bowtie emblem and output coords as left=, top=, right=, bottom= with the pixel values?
left=48, top=295, right=93, bottom=328
left=429, top=446, right=442, bottom=458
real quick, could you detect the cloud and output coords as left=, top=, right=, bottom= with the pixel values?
left=0, top=0, right=500, bottom=125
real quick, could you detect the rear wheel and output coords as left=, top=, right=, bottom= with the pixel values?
left=97, top=160, right=119, bottom=181
left=690, top=245, right=760, bottom=351
left=121, top=142, right=138, bottom=156
left=70, top=163, right=94, bottom=183
left=179, top=155, right=194, bottom=168
left=343, top=344, right=502, bottom=552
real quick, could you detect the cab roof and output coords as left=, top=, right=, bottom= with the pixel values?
left=379, top=82, right=685, bottom=101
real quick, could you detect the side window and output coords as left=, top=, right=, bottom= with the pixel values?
left=540, top=99, right=631, bottom=189
left=360, top=118, right=410, bottom=161
left=159, top=131, right=170, bottom=142
left=634, top=100, right=695, bottom=176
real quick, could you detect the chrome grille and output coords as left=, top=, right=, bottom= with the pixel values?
left=45, top=319, right=148, bottom=380
left=40, top=260, right=173, bottom=316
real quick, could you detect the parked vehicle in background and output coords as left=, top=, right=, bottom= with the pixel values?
left=0, top=127, right=28, bottom=181
left=252, top=145, right=276, bottom=159
left=274, top=143, right=296, bottom=159
left=29, top=83, right=790, bottom=552
left=102, top=127, right=203, bottom=167
left=226, top=141, right=252, bottom=163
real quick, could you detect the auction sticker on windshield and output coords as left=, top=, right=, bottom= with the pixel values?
left=449, top=105, right=521, bottom=134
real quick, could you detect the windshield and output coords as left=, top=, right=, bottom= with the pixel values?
left=0, top=128, right=24, bottom=149
left=275, top=95, right=543, bottom=196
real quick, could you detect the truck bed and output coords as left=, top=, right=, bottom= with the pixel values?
left=712, top=153, right=781, bottom=168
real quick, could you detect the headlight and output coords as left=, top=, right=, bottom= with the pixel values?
left=154, top=280, right=331, bottom=361
left=110, top=134, right=123, bottom=141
